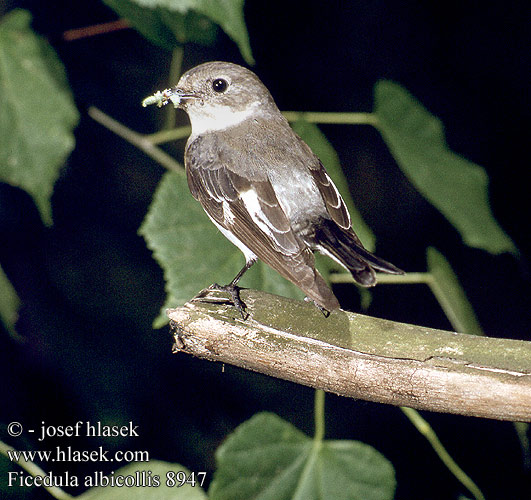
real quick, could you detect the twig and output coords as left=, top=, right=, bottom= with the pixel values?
left=0, top=440, right=73, bottom=500
left=313, top=390, right=325, bottom=443
left=169, top=289, right=531, bottom=422
left=282, top=111, right=379, bottom=126
left=145, top=126, right=191, bottom=145
left=88, top=107, right=184, bottom=173
left=140, top=112, right=376, bottom=146
left=331, top=270, right=483, bottom=335
left=330, top=272, right=430, bottom=285
left=163, top=47, right=184, bottom=130
left=401, top=408, right=485, bottom=500
left=63, top=19, right=130, bottom=41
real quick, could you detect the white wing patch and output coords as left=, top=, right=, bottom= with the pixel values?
left=205, top=212, right=257, bottom=264
left=240, top=189, right=277, bottom=239
left=222, top=200, right=235, bottom=224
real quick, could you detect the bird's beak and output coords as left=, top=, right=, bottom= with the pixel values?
left=169, top=87, right=200, bottom=108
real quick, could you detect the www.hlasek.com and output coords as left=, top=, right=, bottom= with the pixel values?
left=4, top=420, right=206, bottom=489
left=6, top=446, right=149, bottom=464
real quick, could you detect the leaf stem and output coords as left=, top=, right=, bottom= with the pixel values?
left=514, top=422, right=531, bottom=469
left=0, top=440, right=74, bottom=500
left=164, top=47, right=184, bottom=130
left=314, top=389, right=326, bottom=443
left=329, top=272, right=431, bottom=284
left=330, top=269, right=480, bottom=334
left=88, top=107, right=183, bottom=173
left=400, top=408, right=485, bottom=500
left=283, top=111, right=379, bottom=126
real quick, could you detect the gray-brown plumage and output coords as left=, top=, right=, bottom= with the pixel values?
left=172, top=61, right=403, bottom=315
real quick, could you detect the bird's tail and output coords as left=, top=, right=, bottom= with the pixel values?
left=315, top=219, right=404, bottom=287
left=304, top=270, right=341, bottom=312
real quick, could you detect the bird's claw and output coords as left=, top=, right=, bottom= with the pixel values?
left=192, top=283, right=248, bottom=320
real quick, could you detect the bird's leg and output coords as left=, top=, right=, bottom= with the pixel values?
left=229, top=258, right=256, bottom=287
left=192, top=258, right=257, bottom=319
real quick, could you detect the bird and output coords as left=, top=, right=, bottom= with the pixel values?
left=149, top=61, right=404, bottom=317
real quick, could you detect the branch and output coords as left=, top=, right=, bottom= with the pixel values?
left=168, top=289, right=531, bottom=422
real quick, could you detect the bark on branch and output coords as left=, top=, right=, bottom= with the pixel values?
left=168, top=290, right=531, bottom=422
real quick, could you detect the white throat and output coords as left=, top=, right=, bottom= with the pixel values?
left=187, top=103, right=258, bottom=137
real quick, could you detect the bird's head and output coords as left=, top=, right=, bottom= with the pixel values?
left=170, top=61, right=279, bottom=135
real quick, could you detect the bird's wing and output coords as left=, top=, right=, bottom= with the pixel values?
left=188, top=163, right=301, bottom=257
left=307, top=158, right=357, bottom=229
left=185, top=139, right=335, bottom=305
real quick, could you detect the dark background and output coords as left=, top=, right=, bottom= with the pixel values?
left=1, top=1, right=530, bottom=499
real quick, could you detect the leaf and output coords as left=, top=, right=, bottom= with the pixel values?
left=426, top=247, right=483, bottom=336
left=209, top=412, right=395, bottom=500
left=292, top=120, right=376, bottom=252
left=0, top=265, right=20, bottom=336
left=0, top=9, right=79, bottom=225
left=104, top=0, right=218, bottom=49
left=374, top=80, right=516, bottom=255
left=139, top=171, right=302, bottom=327
left=106, top=0, right=254, bottom=64
left=78, top=460, right=207, bottom=499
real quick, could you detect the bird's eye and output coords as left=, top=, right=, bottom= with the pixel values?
left=212, top=78, right=228, bottom=93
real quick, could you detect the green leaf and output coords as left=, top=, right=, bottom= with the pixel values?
left=104, top=0, right=218, bottom=49
left=426, top=247, right=483, bottom=336
left=292, top=120, right=375, bottom=252
left=0, top=265, right=20, bottom=336
left=0, top=9, right=79, bottom=225
left=139, top=171, right=302, bottom=327
left=209, top=412, right=396, bottom=500
left=374, top=80, right=516, bottom=255
left=79, top=460, right=207, bottom=499
left=106, top=0, right=254, bottom=64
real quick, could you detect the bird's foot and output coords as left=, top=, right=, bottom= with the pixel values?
left=192, top=283, right=248, bottom=320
